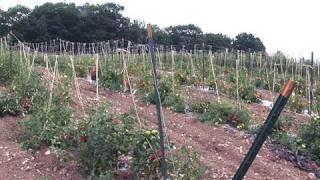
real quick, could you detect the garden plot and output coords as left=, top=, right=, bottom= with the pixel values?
left=1, top=37, right=320, bottom=179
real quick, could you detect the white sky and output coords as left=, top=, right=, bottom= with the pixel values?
left=1, top=0, right=320, bottom=58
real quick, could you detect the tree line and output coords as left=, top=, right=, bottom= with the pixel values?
left=0, top=2, right=265, bottom=51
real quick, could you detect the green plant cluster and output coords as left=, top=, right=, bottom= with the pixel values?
left=99, top=68, right=123, bottom=91
left=79, top=104, right=205, bottom=179
left=287, top=94, right=305, bottom=113
left=0, top=50, right=20, bottom=85
left=299, top=116, right=320, bottom=158
left=21, top=78, right=74, bottom=150
left=0, top=92, right=21, bottom=116
left=190, top=100, right=250, bottom=129
left=272, top=116, right=320, bottom=161
left=79, top=105, right=137, bottom=178
left=144, top=77, right=186, bottom=113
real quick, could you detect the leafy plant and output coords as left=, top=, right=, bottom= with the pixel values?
left=273, top=115, right=294, bottom=132
left=189, top=99, right=211, bottom=114
left=169, top=146, right=206, bottom=180
left=238, top=84, right=260, bottom=103
left=143, top=76, right=185, bottom=113
left=0, top=92, right=21, bottom=116
left=99, top=69, right=122, bottom=91
left=0, top=50, right=20, bottom=85
left=132, top=129, right=161, bottom=179
left=288, top=94, right=305, bottom=113
left=191, top=100, right=250, bottom=129
left=299, top=116, right=320, bottom=159
left=272, top=132, right=303, bottom=151
left=21, top=80, right=73, bottom=151
left=79, top=105, right=136, bottom=178
left=163, top=93, right=186, bottom=113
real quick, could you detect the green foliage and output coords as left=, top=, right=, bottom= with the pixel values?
left=295, top=77, right=306, bottom=96
left=191, top=100, right=250, bottom=129
left=203, top=33, right=232, bottom=49
left=169, top=146, right=206, bottom=180
left=246, top=124, right=262, bottom=135
left=216, top=73, right=259, bottom=104
left=175, top=70, right=197, bottom=86
left=133, top=134, right=206, bottom=179
left=99, top=69, right=122, bottom=91
left=165, top=24, right=203, bottom=49
left=0, top=50, right=20, bottom=85
left=271, top=116, right=320, bottom=160
left=144, top=76, right=185, bottom=113
left=273, top=115, right=294, bottom=132
left=272, top=132, right=304, bottom=151
left=190, top=100, right=210, bottom=114
left=163, top=93, right=186, bottom=113
left=315, top=85, right=320, bottom=113
left=132, top=129, right=161, bottom=178
left=299, top=116, right=320, bottom=158
left=238, top=84, right=260, bottom=103
left=287, top=94, right=305, bottom=113
left=0, top=69, right=46, bottom=116
left=254, top=77, right=264, bottom=89
left=78, top=104, right=204, bottom=179
left=233, top=32, right=265, bottom=52
left=11, top=71, right=46, bottom=108
left=79, top=105, right=136, bottom=178
left=21, top=81, right=73, bottom=150
left=0, top=92, right=21, bottom=116
left=74, top=57, right=94, bottom=77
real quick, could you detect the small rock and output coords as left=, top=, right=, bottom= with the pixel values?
left=22, top=158, right=29, bottom=165
left=239, top=146, right=243, bottom=154
left=44, top=150, right=51, bottom=155
left=308, top=173, right=316, bottom=179
left=25, top=166, right=31, bottom=171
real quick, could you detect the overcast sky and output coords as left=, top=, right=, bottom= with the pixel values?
left=2, top=0, right=320, bottom=58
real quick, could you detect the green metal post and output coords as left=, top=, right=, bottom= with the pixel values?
left=147, top=24, right=168, bottom=180
left=233, top=80, right=296, bottom=180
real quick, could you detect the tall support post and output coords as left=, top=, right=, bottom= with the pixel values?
left=147, top=24, right=168, bottom=179
left=310, top=52, right=314, bottom=114
left=233, top=80, right=296, bottom=180
left=202, top=43, right=205, bottom=88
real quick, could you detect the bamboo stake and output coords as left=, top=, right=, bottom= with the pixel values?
left=121, top=50, right=143, bottom=128
left=95, top=54, right=99, bottom=100
left=209, top=52, right=220, bottom=103
left=70, top=56, right=86, bottom=116
left=48, top=57, right=58, bottom=111
left=171, top=49, right=175, bottom=92
left=236, top=58, right=240, bottom=107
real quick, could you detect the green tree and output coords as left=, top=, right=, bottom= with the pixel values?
left=165, top=24, right=203, bottom=50
left=127, top=20, right=146, bottom=44
left=203, top=33, right=232, bottom=50
left=233, top=32, right=265, bottom=52
left=0, top=9, right=9, bottom=36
